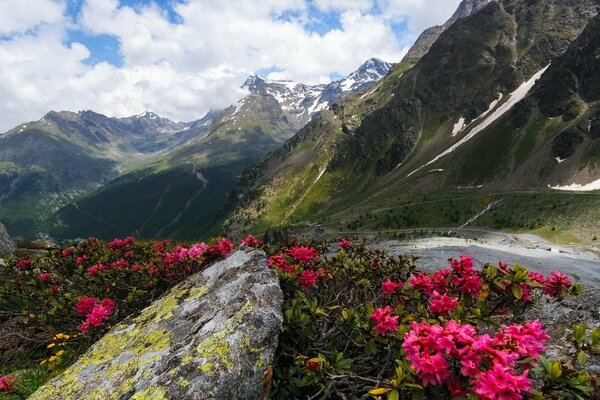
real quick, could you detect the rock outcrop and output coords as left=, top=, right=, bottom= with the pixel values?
left=524, top=289, right=600, bottom=374
left=30, top=249, right=283, bottom=400
left=0, top=222, right=14, bottom=258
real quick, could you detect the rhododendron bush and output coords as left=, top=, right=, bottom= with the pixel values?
left=264, top=239, right=597, bottom=399
left=0, top=235, right=598, bottom=399
left=0, top=236, right=233, bottom=398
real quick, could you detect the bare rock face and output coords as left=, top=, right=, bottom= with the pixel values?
left=523, top=289, right=600, bottom=374
left=0, top=222, right=14, bottom=258
left=29, top=249, right=283, bottom=400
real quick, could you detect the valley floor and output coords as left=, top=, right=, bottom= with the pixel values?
left=376, top=231, right=600, bottom=288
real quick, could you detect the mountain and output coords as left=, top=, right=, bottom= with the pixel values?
left=0, top=110, right=200, bottom=236
left=49, top=59, right=392, bottom=240
left=223, top=0, right=600, bottom=243
left=241, top=58, right=393, bottom=130
left=402, top=0, right=493, bottom=63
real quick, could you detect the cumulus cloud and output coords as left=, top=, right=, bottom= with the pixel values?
left=0, top=0, right=462, bottom=131
left=0, top=0, right=65, bottom=35
left=382, top=0, right=462, bottom=33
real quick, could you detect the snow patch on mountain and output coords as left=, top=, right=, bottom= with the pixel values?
left=549, top=178, right=600, bottom=191
left=407, top=65, right=549, bottom=178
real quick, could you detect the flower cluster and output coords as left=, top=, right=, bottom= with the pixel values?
left=370, top=306, right=399, bottom=336
left=286, top=246, right=319, bottom=264
left=268, top=246, right=328, bottom=290
left=428, top=291, right=459, bottom=316
left=338, top=239, right=353, bottom=249
left=543, top=271, right=572, bottom=297
left=402, top=320, right=550, bottom=399
left=75, top=297, right=116, bottom=333
left=381, top=279, right=403, bottom=297
left=241, top=234, right=262, bottom=248
left=107, top=236, right=136, bottom=250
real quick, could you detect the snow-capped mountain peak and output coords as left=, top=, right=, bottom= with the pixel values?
left=239, top=58, right=393, bottom=129
left=338, top=58, right=393, bottom=93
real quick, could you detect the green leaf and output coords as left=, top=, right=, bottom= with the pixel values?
left=576, top=350, right=588, bottom=366
left=572, top=324, right=587, bottom=344
left=512, top=285, right=523, bottom=300
left=388, top=389, right=400, bottom=400
left=548, top=361, right=562, bottom=380
left=368, top=388, right=391, bottom=395
left=341, top=309, right=349, bottom=320
left=573, top=385, right=595, bottom=393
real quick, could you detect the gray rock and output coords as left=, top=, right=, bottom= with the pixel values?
left=0, top=222, right=14, bottom=258
left=523, top=289, right=600, bottom=374
left=30, top=249, right=283, bottom=400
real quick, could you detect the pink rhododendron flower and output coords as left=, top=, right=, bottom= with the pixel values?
left=86, top=264, right=105, bottom=277
left=75, top=255, right=88, bottom=265
left=75, top=297, right=98, bottom=316
left=61, top=247, right=74, bottom=257
left=410, top=352, right=451, bottom=387
left=0, top=376, right=16, bottom=392
left=494, top=320, right=550, bottom=360
left=107, top=236, right=136, bottom=250
left=78, top=298, right=116, bottom=333
left=429, top=291, right=459, bottom=316
left=450, top=255, right=474, bottom=275
left=241, top=235, right=262, bottom=247
left=38, top=273, right=52, bottom=281
left=286, top=246, right=319, bottom=263
left=370, top=306, right=399, bottom=336
left=456, top=274, right=483, bottom=297
left=528, top=272, right=545, bottom=284
left=124, top=250, right=135, bottom=258
left=338, top=239, right=353, bottom=249
left=409, top=273, right=434, bottom=294
left=17, top=259, right=32, bottom=270
left=212, top=238, right=233, bottom=258
left=543, top=271, right=572, bottom=297
left=381, top=279, right=403, bottom=297
left=187, top=243, right=210, bottom=260
left=50, top=285, right=61, bottom=295
left=473, top=365, right=531, bottom=400
left=299, top=270, right=317, bottom=289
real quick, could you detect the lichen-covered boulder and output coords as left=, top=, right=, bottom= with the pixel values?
left=523, top=289, right=600, bottom=374
left=0, top=222, right=14, bottom=258
left=30, top=249, right=283, bottom=400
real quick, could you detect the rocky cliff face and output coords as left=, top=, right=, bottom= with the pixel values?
left=0, top=222, right=14, bottom=258
left=30, top=249, right=283, bottom=400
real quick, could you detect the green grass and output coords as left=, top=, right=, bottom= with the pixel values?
left=321, top=189, right=600, bottom=244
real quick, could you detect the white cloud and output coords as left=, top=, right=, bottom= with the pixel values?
left=313, top=0, right=375, bottom=12
left=0, top=0, right=64, bottom=35
left=381, top=0, right=462, bottom=33
left=0, top=0, right=461, bottom=131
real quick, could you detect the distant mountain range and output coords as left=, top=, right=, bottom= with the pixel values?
left=0, top=58, right=392, bottom=239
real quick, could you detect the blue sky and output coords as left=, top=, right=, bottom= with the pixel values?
left=0, top=0, right=462, bottom=131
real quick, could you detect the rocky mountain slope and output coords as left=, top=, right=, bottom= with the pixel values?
left=223, top=0, right=600, bottom=242
left=45, top=59, right=391, bottom=240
